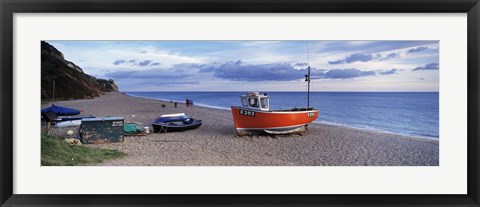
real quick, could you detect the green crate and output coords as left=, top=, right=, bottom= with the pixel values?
left=79, top=117, right=124, bottom=144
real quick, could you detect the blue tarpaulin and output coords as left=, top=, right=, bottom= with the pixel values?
left=41, top=104, right=81, bottom=116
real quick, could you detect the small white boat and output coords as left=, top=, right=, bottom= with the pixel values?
left=54, top=120, right=82, bottom=128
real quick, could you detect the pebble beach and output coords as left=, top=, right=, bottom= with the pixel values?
left=44, top=92, right=439, bottom=166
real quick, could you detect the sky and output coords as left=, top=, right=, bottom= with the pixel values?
left=47, top=40, right=439, bottom=92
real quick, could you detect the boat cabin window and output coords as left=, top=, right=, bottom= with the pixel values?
left=248, top=98, right=259, bottom=108
left=241, top=97, right=248, bottom=107
left=260, top=97, right=269, bottom=109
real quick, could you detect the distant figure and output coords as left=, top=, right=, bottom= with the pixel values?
left=161, top=104, right=165, bottom=108
left=174, top=102, right=178, bottom=108
left=186, top=98, right=194, bottom=108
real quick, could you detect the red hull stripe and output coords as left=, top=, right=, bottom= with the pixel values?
left=236, top=123, right=307, bottom=130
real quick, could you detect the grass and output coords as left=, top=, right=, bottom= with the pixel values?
left=41, top=134, right=126, bottom=166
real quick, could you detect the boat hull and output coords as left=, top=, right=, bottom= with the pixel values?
left=152, top=119, right=202, bottom=133
left=54, top=115, right=95, bottom=122
left=231, top=106, right=319, bottom=136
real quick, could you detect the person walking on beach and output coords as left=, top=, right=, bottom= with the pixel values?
left=185, top=98, right=194, bottom=108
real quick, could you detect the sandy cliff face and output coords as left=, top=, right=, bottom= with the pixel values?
left=41, top=41, right=119, bottom=100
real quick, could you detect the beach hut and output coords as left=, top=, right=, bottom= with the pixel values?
left=79, top=117, right=124, bottom=144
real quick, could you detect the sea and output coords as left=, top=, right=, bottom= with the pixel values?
left=125, top=92, right=439, bottom=139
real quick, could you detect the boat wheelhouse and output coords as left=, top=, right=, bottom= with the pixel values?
left=240, top=92, right=270, bottom=111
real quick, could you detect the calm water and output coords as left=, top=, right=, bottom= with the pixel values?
left=126, top=92, right=439, bottom=139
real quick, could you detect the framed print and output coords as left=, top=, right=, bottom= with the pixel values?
left=1, top=0, right=479, bottom=206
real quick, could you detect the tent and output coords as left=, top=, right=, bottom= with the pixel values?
left=41, top=104, right=81, bottom=116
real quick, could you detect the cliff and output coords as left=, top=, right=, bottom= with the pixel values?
left=41, top=41, right=119, bottom=100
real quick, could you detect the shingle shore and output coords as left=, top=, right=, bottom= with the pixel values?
left=44, top=92, right=439, bottom=166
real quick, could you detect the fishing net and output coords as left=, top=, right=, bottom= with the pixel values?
left=123, top=123, right=142, bottom=135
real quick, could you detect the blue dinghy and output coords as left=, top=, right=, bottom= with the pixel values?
left=152, top=113, right=202, bottom=133
left=41, top=104, right=81, bottom=116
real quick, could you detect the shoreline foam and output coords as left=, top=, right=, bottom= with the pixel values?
left=312, top=120, right=439, bottom=141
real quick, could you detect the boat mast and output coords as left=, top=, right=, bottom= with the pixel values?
left=306, top=42, right=311, bottom=109
left=307, top=66, right=310, bottom=109
left=52, top=80, right=55, bottom=105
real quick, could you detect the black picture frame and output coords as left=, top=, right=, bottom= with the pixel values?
left=1, top=0, right=479, bottom=206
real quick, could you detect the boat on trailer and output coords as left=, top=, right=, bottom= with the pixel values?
left=152, top=113, right=202, bottom=133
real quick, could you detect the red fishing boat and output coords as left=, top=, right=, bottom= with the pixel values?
left=231, top=65, right=319, bottom=136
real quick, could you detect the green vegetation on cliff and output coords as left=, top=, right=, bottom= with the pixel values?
left=41, top=41, right=119, bottom=100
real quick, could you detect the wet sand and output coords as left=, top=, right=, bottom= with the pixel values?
left=44, top=92, right=439, bottom=166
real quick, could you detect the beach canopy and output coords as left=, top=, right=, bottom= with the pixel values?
left=41, top=104, right=81, bottom=116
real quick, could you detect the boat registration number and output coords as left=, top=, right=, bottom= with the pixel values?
left=307, top=112, right=315, bottom=117
left=240, top=109, right=255, bottom=117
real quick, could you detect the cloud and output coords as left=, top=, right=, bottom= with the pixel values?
left=412, top=63, right=439, bottom=71
left=379, top=52, right=400, bottom=61
left=345, top=53, right=379, bottom=63
left=408, top=46, right=429, bottom=53
left=113, top=59, right=157, bottom=67
left=105, top=69, right=189, bottom=80
left=294, top=62, right=308, bottom=67
left=318, top=41, right=438, bottom=54
left=329, top=51, right=405, bottom=65
left=379, top=69, right=398, bottom=75
left=240, top=41, right=283, bottom=47
left=48, top=40, right=439, bottom=91
left=323, top=69, right=375, bottom=79
left=329, top=53, right=381, bottom=64
left=138, top=60, right=152, bottom=66
left=145, top=80, right=199, bottom=86
left=328, top=59, right=346, bottom=65
left=199, top=60, right=381, bottom=81
left=199, top=60, right=327, bottom=82
left=113, top=59, right=126, bottom=65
